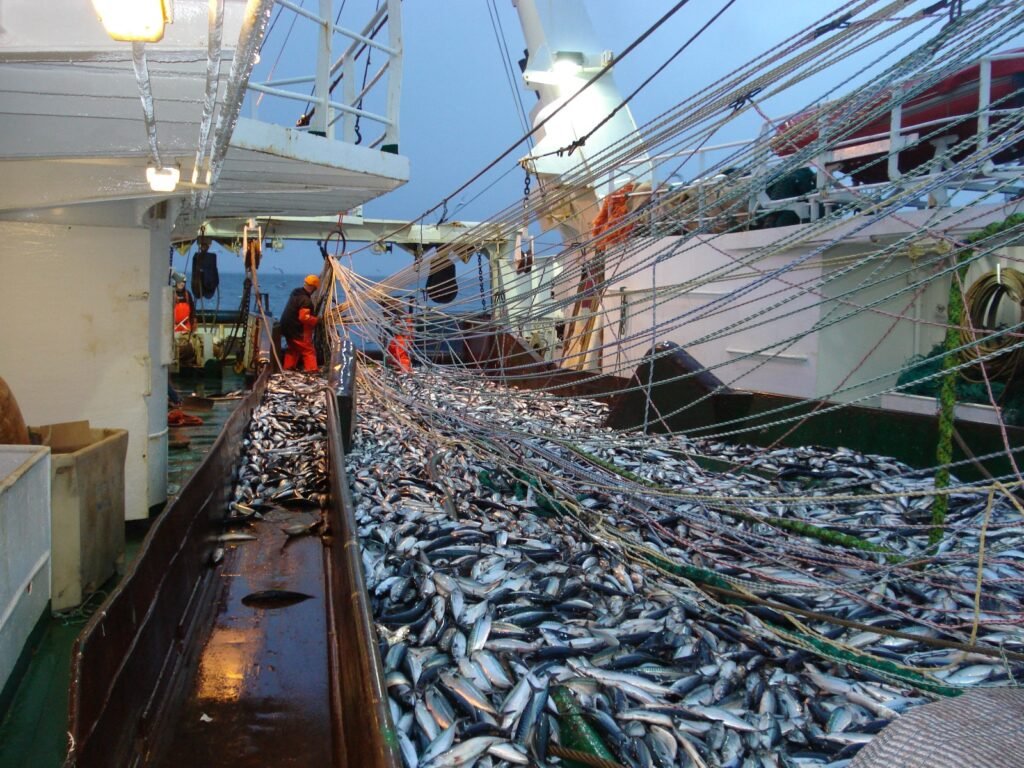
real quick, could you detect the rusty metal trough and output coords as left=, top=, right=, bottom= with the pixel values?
left=64, top=365, right=398, bottom=768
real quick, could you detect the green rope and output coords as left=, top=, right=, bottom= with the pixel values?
left=481, top=466, right=964, bottom=696
left=790, top=630, right=963, bottom=697
left=638, top=549, right=964, bottom=696
left=553, top=440, right=902, bottom=561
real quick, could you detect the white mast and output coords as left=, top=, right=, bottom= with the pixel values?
left=513, top=0, right=652, bottom=238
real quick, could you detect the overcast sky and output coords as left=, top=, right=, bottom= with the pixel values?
left=191, top=0, right=1020, bottom=278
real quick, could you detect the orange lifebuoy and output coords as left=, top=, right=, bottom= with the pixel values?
left=174, top=301, right=193, bottom=333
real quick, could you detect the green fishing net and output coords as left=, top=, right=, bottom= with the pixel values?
left=897, top=343, right=1023, bottom=426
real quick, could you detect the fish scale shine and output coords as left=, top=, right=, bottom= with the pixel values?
left=345, top=370, right=1024, bottom=767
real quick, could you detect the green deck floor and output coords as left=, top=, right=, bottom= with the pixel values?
left=0, top=370, right=244, bottom=768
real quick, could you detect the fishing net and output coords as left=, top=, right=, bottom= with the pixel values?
left=897, top=342, right=1024, bottom=426
left=303, top=3, right=1024, bottom=763
left=851, top=688, right=1024, bottom=768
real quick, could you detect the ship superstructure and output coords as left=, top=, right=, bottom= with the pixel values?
left=494, top=1, right=1024, bottom=432
left=0, top=0, right=407, bottom=519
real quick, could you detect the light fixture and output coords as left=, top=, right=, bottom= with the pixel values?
left=146, top=165, right=180, bottom=192
left=92, top=0, right=173, bottom=43
left=552, top=50, right=585, bottom=77
left=271, top=237, right=285, bottom=251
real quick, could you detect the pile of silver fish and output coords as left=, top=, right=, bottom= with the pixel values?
left=221, top=374, right=329, bottom=549
left=345, top=369, right=1023, bottom=768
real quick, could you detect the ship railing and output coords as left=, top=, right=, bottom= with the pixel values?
left=611, top=51, right=1024, bottom=230
left=246, top=0, right=402, bottom=151
left=771, top=49, right=1024, bottom=191
left=976, top=51, right=1022, bottom=176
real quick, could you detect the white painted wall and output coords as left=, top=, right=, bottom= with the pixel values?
left=565, top=204, right=1016, bottom=406
left=606, top=232, right=822, bottom=396
left=147, top=223, right=171, bottom=509
left=816, top=249, right=944, bottom=405
left=0, top=218, right=169, bottom=519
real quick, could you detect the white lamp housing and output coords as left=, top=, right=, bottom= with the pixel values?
left=92, top=0, right=173, bottom=43
left=146, top=165, right=180, bottom=192
left=552, top=50, right=585, bottom=78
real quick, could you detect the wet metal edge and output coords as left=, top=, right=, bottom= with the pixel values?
left=65, top=371, right=270, bottom=768
left=325, top=388, right=402, bottom=768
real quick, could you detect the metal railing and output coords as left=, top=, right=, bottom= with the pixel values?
left=247, top=0, right=402, bottom=150
left=612, top=51, right=1024, bottom=226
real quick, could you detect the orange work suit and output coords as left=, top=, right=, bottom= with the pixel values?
left=173, top=288, right=196, bottom=333
left=386, top=317, right=413, bottom=372
left=284, top=307, right=319, bottom=372
left=591, top=182, right=636, bottom=251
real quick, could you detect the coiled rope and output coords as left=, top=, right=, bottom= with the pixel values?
left=960, top=266, right=1024, bottom=382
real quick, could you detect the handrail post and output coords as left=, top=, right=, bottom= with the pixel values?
left=382, top=0, right=402, bottom=152
left=342, top=53, right=356, bottom=143
left=978, top=57, right=994, bottom=175
left=888, top=84, right=903, bottom=181
left=313, top=0, right=333, bottom=138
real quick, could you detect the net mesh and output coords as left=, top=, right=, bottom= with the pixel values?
left=852, top=688, right=1024, bottom=767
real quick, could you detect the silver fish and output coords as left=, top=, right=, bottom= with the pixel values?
left=422, top=736, right=501, bottom=768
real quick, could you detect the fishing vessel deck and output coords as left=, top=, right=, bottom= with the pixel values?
left=0, top=373, right=243, bottom=768
left=4, top=3, right=1024, bottom=767
left=149, top=519, right=334, bottom=768
left=65, top=366, right=398, bottom=768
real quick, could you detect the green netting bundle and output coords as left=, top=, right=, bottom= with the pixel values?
left=897, top=342, right=1023, bottom=426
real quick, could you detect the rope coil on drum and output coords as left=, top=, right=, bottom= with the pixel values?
left=959, top=266, right=1024, bottom=382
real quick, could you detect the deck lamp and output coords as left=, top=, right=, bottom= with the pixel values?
left=146, top=165, right=180, bottom=192
left=552, top=51, right=585, bottom=77
left=92, top=0, right=173, bottom=43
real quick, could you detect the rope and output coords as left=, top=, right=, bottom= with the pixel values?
left=960, top=267, right=1024, bottom=381
left=308, top=5, right=1024, bottom=668
left=486, top=0, right=532, bottom=139
left=354, top=367, right=1024, bottom=692
left=547, top=745, right=623, bottom=768
left=936, top=213, right=1024, bottom=535
left=530, top=0, right=731, bottom=160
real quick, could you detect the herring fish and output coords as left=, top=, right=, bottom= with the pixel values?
left=241, top=589, right=315, bottom=608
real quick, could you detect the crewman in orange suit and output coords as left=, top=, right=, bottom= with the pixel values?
left=383, top=298, right=413, bottom=373
left=591, top=181, right=636, bottom=252
left=172, top=272, right=196, bottom=334
left=281, top=274, right=321, bottom=372
left=387, top=316, right=413, bottom=372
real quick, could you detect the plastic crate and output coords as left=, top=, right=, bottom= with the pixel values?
left=31, top=422, right=128, bottom=611
left=0, top=445, right=50, bottom=693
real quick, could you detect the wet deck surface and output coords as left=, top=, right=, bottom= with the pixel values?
left=150, top=515, right=333, bottom=768
left=168, top=401, right=246, bottom=498
left=0, top=372, right=244, bottom=768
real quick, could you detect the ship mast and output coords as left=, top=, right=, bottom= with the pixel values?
left=513, top=0, right=652, bottom=242
left=496, top=1, right=654, bottom=367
